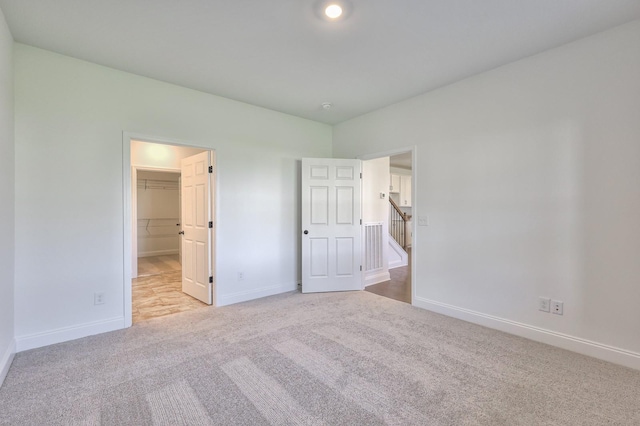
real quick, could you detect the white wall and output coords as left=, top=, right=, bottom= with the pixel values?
left=333, top=20, right=640, bottom=368
left=14, top=45, right=331, bottom=350
left=362, top=157, right=390, bottom=286
left=0, top=6, right=14, bottom=385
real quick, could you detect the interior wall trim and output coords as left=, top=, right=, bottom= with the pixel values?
left=414, top=296, right=640, bottom=371
left=15, top=317, right=124, bottom=352
left=364, top=271, right=391, bottom=287
left=0, top=339, right=16, bottom=388
left=218, top=282, right=298, bottom=307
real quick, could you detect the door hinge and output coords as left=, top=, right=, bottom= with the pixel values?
left=360, top=265, right=362, bottom=271
left=208, top=221, right=213, bottom=228
left=360, top=172, right=362, bottom=179
left=209, top=276, right=213, bottom=283
left=360, top=219, right=362, bottom=225
left=208, top=165, right=213, bottom=173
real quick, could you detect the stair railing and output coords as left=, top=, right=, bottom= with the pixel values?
left=389, top=198, right=409, bottom=250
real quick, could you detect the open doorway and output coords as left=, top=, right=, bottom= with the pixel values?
left=133, top=169, right=206, bottom=323
left=126, top=138, right=216, bottom=325
left=136, top=170, right=181, bottom=277
left=362, top=151, right=413, bottom=304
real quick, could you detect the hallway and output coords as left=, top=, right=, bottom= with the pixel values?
left=365, top=248, right=411, bottom=303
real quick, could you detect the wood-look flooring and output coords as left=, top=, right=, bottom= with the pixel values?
left=137, top=254, right=182, bottom=277
left=133, top=255, right=207, bottom=323
left=365, top=248, right=411, bottom=303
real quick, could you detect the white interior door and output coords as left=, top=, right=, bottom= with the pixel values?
left=302, top=158, right=362, bottom=293
left=178, top=175, right=182, bottom=265
left=181, top=151, right=213, bottom=304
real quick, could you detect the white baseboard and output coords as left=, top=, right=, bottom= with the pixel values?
left=218, top=282, right=298, bottom=307
left=364, top=270, right=391, bottom=287
left=388, top=259, right=405, bottom=269
left=15, top=317, right=125, bottom=352
left=138, top=250, right=179, bottom=257
left=388, top=238, right=408, bottom=269
left=414, top=296, right=640, bottom=371
left=0, top=339, right=16, bottom=388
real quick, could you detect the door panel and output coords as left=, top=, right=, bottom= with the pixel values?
left=310, top=187, right=329, bottom=224
left=310, top=238, right=329, bottom=277
left=335, top=238, right=354, bottom=276
left=336, top=187, right=354, bottom=224
left=181, top=151, right=213, bottom=304
left=302, top=158, right=362, bottom=293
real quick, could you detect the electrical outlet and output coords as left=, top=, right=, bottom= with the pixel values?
left=538, top=297, right=551, bottom=312
left=94, top=292, right=105, bottom=305
left=237, top=272, right=244, bottom=281
left=551, top=300, right=564, bottom=315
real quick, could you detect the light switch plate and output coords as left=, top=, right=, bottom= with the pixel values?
left=539, top=297, right=551, bottom=312
left=418, top=216, right=429, bottom=226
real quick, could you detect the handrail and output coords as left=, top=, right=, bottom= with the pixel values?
left=389, top=197, right=406, bottom=219
left=389, top=198, right=409, bottom=250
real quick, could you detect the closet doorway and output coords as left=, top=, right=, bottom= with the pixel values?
left=134, top=169, right=197, bottom=323
left=136, top=170, right=181, bottom=277
left=128, top=139, right=216, bottom=324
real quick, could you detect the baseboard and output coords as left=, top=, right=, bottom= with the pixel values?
left=364, top=270, right=391, bottom=287
left=15, top=317, right=125, bottom=352
left=0, top=339, right=16, bottom=388
left=414, top=296, right=640, bottom=370
left=388, top=259, right=405, bottom=269
left=138, top=250, right=178, bottom=257
left=388, top=238, right=408, bottom=269
left=218, top=282, right=298, bottom=307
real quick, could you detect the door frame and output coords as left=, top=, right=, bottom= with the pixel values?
left=122, top=132, right=217, bottom=328
left=357, top=146, right=417, bottom=305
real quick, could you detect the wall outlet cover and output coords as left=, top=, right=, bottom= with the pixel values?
left=418, top=216, right=429, bottom=226
left=551, top=300, right=564, bottom=315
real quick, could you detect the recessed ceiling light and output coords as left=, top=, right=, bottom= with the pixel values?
left=325, top=4, right=343, bottom=19
left=313, top=1, right=350, bottom=22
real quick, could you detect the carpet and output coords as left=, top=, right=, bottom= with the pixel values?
left=1, top=290, right=639, bottom=425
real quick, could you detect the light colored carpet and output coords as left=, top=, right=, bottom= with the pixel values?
left=1, top=290, right=639, bottom=425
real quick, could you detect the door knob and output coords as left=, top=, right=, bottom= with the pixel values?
left=303, top=230, right=309, bottom=235
left=178, top=231, right=185, bottom=235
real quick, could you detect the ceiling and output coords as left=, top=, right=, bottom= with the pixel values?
left=2, top=1, right=640, bottom=124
